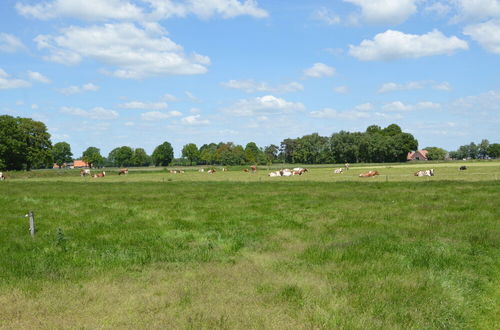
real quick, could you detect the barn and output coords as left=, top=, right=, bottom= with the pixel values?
left=407, top=150, right=428, bottom=161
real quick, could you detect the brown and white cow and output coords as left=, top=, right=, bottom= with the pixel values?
left=0, top=172, right=5, bottom=181
left=208, top=169, right=216, bottom=174
left=334, top=168, right=343, bottom=174
left=118, top=168, right=128, bottom=175
left=93, top=171, right=105, bottom=178
left=80, top=169, right=91, bottom=177
left=359, top=170, right=379, bottom=177
left=414, top=169, right=434, bottom=177
left=250, top=165, right=257, bottom=172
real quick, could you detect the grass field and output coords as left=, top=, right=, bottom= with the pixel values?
left=0, top=162, right=499, bottom=329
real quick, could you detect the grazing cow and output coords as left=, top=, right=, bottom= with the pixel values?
left=459, top=166, right=467, bottom=170
left=80, top=169, right=91, bottom=177
left=118, top=168, right=128, bottom=175
left=250, top=165, right=257, bottom=172
left=359, top=170, right=379, bottom=177
left=345, top=163, right=350, bottom=170
left=334, top=168, right=343, bottom=174
left=0, top=172, right=4, bottom=181
left=208, top=169, right=216, bottom=174
left=93, top=171, right=105, bottom=178
left=415, top=169, right=434, bottom=177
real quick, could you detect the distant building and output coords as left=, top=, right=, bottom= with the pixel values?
left=72, top=160, right=90, bottom=168
left=407, top=150, right=428, bottom=161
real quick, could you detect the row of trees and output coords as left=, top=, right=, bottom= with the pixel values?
left=1, top=115, right=499, bottom=170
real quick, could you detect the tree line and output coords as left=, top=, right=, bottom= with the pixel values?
left=1, top=114, right=498, bottom=171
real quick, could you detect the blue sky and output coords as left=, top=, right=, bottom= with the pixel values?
left=1, top=0, right=499, bottom=157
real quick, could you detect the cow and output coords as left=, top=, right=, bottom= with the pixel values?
left=359, top=170, right=379, bottom=177
left=459, top=166, right=467, bottom=170
left=250, top=165, right=257, bottom=172
left=415, top=169, right=434, bottom=177
left=80, top=169, right=91, bottom=177
left=0, top=172, right=4, bottom=181
left=208, top=169, right=216, bottom=174
left=221, top=168, right=228, bottom=172
left=243, top=168, right=249, bottom=172
left=198, top=168, right=205, bottom=172
left=93, top=171, right=105, bottom=178
left=334, top=168, right=343, bottom=174
left=345, top=163, right=350, bottom=170
left=118, top=168, right=128, bottom=175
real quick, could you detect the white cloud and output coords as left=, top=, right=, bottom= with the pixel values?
left=378, top=80, right=452, bottom=93
left=451, top=0, right=500, bottom=22
left=344, top=0, right=418, bottom=25
left=334, top=86, right=349, bottom=94
left=424, top=2, right=452, bottom=17
left=312, top=7, right=340, bottom=25
left=119, top=101, right=168, bottom=110
left=381, top=101, right=441, bottom=112
left=124, top=121, right=135, bottom=126
left=185, top=91, right=201, bottom=102
left=141, top=110, right=182, bottom=121
left=60, top=106, right=119, bottom=119
left=310, top=108, right=371, bottom=120
left=433, top=82, right=452, bottom=91
left=354, top=102, right=374, bottom=111
left=16, top=0, right=144, bottom=21
left=452, top=89, right=500, bottom=113
left=181, top=114, right=210, bottom=125
left=146, top=0, right=268, bottom=20
left=349, top=29, right=468, bottom=61
left=162, top=93, right=178, bottom=102
left=463, top=19, right=500, bottom=54
left=58, top=83, right=99, bottom=95
left=226, top=95, right=305, bottom=116
left=0, top=68, right=31, bottom=89
left=34, top=23, right=210, bottom=78
left=222, top=79, right=303, bottom=93
left=31, top=104, right=39, bottom=110
left=303, top=63, right=335, bottom=78
left=28, top=71, right=51, bottom=83
left=0, top=33, right=26, bottom=53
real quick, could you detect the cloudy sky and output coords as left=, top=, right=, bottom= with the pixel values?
left=1, top=0, right=499, bottom=156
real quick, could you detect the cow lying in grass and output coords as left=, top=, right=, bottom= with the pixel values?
left=359, top=170, right=379, bottom=177
left=118, top=168, right=128, bottom=175
left=415, top=169, right=434, bottom=177
left=269, top=168, right=307, bottom=177
left=459, top=166, right=467, bottom=170
left=93, top=171, right=105, bottom=178
left=169, top=170, right=184, bottom=174
left=208, top=169, right=216, bottom=174
left=80, top=169, right=91, bottom=177
left=334, top=168, right=343, bottom=174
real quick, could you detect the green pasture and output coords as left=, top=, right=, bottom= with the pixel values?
left=0, top=162, right=499, bottom=328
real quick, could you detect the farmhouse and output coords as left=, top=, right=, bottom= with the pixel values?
left=407, top=150, right=428, bottom=161
left=72, top=160, right=90, bottom=168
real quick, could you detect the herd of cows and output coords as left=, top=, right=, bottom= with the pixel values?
left=0, top=165, right=471, bottom=182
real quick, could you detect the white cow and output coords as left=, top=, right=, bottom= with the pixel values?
left=415, top=169, right=434, bottom=177
left=80, top=169, right=91, bottom=177
left=334, top=168, right=343, bottom=174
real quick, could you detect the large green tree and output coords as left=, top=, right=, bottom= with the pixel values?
left=152, top=142, right=174, bottom=166
left=132, top=148, right=151, bottom=166
left=244, top=142, right=261, bottom=164
left=425, top=147, right=447, bottom=160
left=0, top=115, right=52, bottom=170
left=52, top=142, right=73, bottom=168
left=487, top=143, right=500, bottom=158
left=181, top=143, right=200, bottom=165
left=108, top=146, right=134, bottom=167
left=82, top=147, right=103, bottom=168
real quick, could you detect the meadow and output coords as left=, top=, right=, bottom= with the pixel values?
left=0, top=161, right=499, bottom=329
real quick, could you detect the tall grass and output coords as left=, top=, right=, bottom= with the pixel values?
left=0, top=173, right=499, bottom=328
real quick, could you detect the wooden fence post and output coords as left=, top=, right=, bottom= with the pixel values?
left=28, top=211, right=36, bottom=237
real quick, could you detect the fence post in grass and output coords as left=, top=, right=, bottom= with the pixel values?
left=27, top=211, right=36, bottom=237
